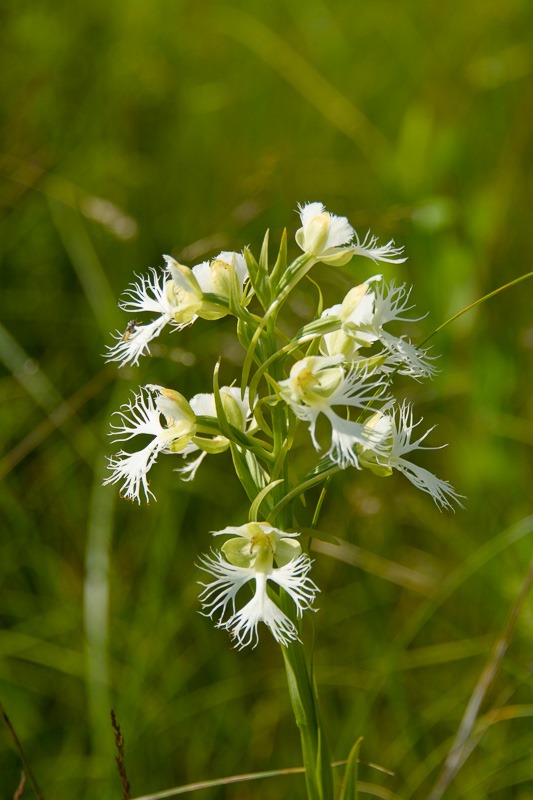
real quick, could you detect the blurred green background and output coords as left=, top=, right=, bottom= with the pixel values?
left=1, top=1, right=532, bottom=798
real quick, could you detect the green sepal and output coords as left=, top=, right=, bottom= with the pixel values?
left=195, top=413, right=273, bottom=465
left=196, top=292, right=231, bottom=321
left=200, top=292, right=229, bottom=308
left=191, top=435, right=229, bottom=455
left=338, top=738, right=363, bottom=800
left=360, top=460, right=393, bottom=478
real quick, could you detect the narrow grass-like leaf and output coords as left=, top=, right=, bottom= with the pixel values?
left=270, top=465, right=340, bottom=520
left=270, top=227, right=287, bottom=291
left=420, top=271, right=533, bottom=346
left=297, top=526, right=340, bottom=546
left=249, top=478, right=284, bottom=521
left=339, top=738, right=363, bottom=800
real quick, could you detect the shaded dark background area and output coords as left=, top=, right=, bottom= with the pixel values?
left=1, top=1, right=532, bottom=798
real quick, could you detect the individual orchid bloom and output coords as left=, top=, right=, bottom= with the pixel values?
left=104, top=385, right=197, bottom=502
left=176, top=387, right=253, bottom=481
left=191, top=251, right=249, bottom=319
left=278, top=355, right=390, bottom=468
left=105, top=258, right=204, bottom=367
left=320, top=278, right=437, bottom=379
left=295, top=202, right=356, bottom=266
left=199, top=523, right=318, bottom=649
left=106, top=252, right=249, bottom=366
left=357, top=403, right=464, bottom=511
left=295, top=202, right=406, bottom=267
left=319, top=278, right=380, bottom=358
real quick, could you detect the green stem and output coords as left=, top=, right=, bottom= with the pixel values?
left=280, top=605, right=334, bottom=800
left=241, top=254, right=313, bottom=389
left=263, top=312, right=334, bottom=800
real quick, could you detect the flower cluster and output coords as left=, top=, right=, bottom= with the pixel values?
left=105, top=202, right=462, bottom=647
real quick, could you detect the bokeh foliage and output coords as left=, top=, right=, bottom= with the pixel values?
left=1, top=1, right=532, bottom=798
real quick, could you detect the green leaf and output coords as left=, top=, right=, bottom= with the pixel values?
left=236, top=316, right=254, bottom=351
left=200, top=291, right=230, bottom=311
left=269, top=464, right=339, bottom=521
left=296, top=526, right=340, bottom=546
left=338, top=738, right=363, bottom=800
left=295, top=316, right=341, bottom=342
left=249, top=479, right=284, bottom=521
left=244, top=238, right=271, bottom=310
left=269, top=227, right=287, bottom=292
left=259, top=228, right=270, bottom=271
left=243, top=245, right=260, bottom=286
left=230, top=445, right=265, bottom=502
left=280, top=629, right=334, bottom=800
left=244, top=449, right=270, bottom=490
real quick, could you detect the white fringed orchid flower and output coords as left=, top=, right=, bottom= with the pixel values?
left=178, top=387, right=253, bottom=481
left=320, top=277, right=436, bottom=379
left=295, top=202, right=406, bottom=267
left=104, top=385, right=197, bottom=502
left=358, top=403, right=463, bottom=510
left=106, top=252, right=248, bottom=366
left=105, top=385, right=253, bottom=496
left=199, top=523, right=318, bottom=649
left=295, top=202, right=356, bottom=266
left=191, top=251, right=249, bottom=318
left=278, top=355, right=390, bottom=468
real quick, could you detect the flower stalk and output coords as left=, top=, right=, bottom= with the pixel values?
left=104, top=201, right=462, bottom=798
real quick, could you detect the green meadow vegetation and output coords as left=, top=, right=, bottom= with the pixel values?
left=1, top=1, right=532, bottom=798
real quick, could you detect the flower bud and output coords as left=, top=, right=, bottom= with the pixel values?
left=221, top=389, right=247, bottom=430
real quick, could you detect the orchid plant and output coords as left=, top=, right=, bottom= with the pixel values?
left=105, top=202, right=462, bottom=798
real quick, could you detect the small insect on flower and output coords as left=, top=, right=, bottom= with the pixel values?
left=122, top=320, right=140, bottom=341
